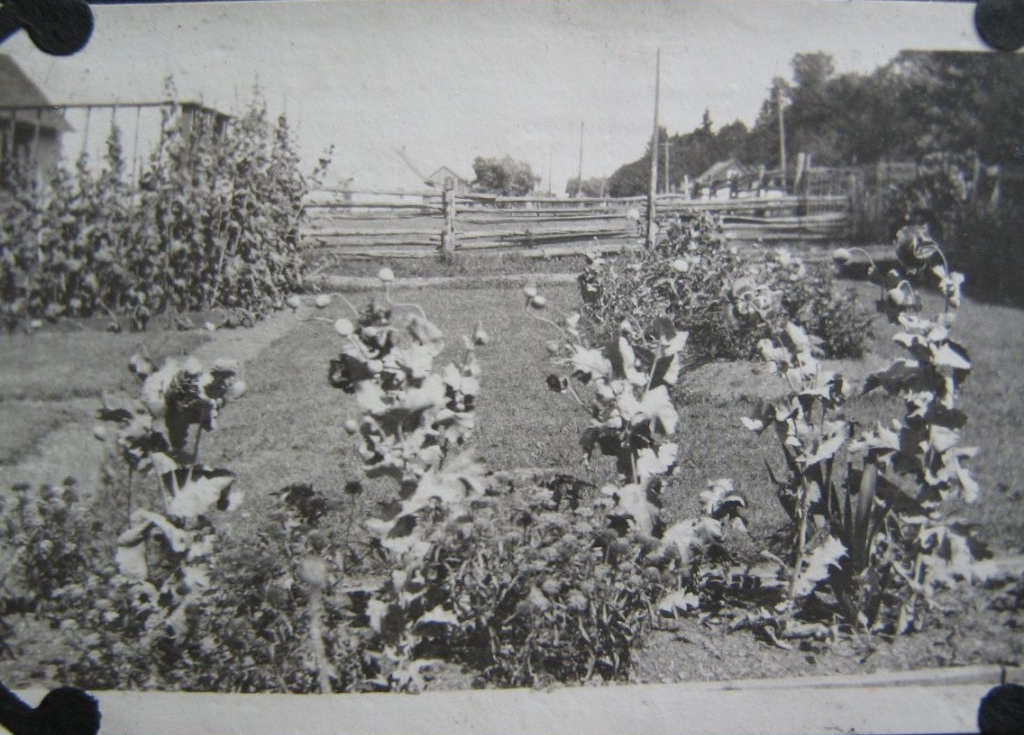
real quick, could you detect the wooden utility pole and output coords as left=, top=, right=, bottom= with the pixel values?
left=576, top=121, right=584, bottom=198
left=646, top=49, right=660, bottom=248
left=776, top=85, right=787, bottom=193
left=440, top=177, right=456, bottom=262
left=547, top=146, right=553, bottom=196
left=662, top=140, right=672, bottom=193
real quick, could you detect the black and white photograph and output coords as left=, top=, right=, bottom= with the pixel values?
left=1, top=1, right=1022, bottom=733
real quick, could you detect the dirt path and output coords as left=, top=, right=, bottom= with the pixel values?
left=191, top=307, right=301, bottom=365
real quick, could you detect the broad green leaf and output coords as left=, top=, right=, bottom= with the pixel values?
left=658, top=590, right=700, bottom=615
left=355, top=382, right=388, bottom=415
left=785, top=322, right=812, bottom=352
left=116, top=509, right=193, bottom=579
left=803, top=424, right=849, bottom=468
left=649, top=353, right=680, bottom=388
left=403, top=373, right=447, bottom=413
left=653, top=318, right=688, bottom=357
left=636, top=385, right=678, bottom=435
left=957, top=462, right=980, bottom=504
left=931, top=342, right=971, bottom=372
left=569, top=345, right=612, bottom=382
left=417, top=606, right=459, bottom=628
left=403, top=343, right=441, bottom=379
left=863, top=359, right=922, bottom=395
left=611, top=336, right=646, bottom=386
left=928, top=425, right=960, bottom=453
left=636, top=443, right=678, bottom=482
left=118, top=509, right=191, bottom=552
left=699, top=478, right=747, bottom=519
left=664, top=517, right=723, bottom=564
left=166, top=467, right=238, bottom=521
left=792, top=536, right=847, bottom=598
left=181, top=563, right=211, bottom=592
left=758, top=339, right=789, bottom=366
left=603, top=482, right=660, bottom=535
left=151, top=452, right=178, bottom=476
left=115, top=543, right=149, bottom=580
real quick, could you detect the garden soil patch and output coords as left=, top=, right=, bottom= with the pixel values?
left=633, top=578, right=1024, bottom=685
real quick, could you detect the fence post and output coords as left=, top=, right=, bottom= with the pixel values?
left=441, top=177, right=456, bottom=262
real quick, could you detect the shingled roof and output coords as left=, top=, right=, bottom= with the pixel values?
left=0, top=54, right=73, bottom=132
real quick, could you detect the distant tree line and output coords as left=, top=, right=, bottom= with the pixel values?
left=606, top=51, right=1024, bottom=197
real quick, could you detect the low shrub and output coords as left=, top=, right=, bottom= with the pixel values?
left=577, top=213, right=873, bottom=364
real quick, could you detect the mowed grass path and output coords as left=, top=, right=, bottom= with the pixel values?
left=202, top=280, right=1024, bottom=555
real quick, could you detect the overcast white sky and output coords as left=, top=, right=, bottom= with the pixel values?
left=4, top=0, right=986, bottom=191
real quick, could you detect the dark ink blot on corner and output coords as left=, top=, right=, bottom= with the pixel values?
left=0, top=681, right=101, bottom=735
left=975, top=0, right=1024, bottom=52
left=978, top=683, right=1024, bottom=735
left=0, top=0, right=93, bottom=56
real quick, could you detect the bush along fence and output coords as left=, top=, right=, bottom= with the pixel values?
left=0, top=219, right=994, bottom=693
left=299, top=186, right=852, bottom=260
left=0, top=91, right=323, bottom=332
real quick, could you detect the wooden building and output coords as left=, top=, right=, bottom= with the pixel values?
left=0, top=54, right=72, bottom=179
left=426, top=165, right=471, bottom=193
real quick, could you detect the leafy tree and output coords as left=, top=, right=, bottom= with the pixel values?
left=606, top=156, right=650, bottom=198
left=887, top=51, right=1024, bottom=165
left=606, top=50, right=1024, bottom=188
left=471, top=156, right=540, bottom=196
left=565, top=175, right=608, bottom=198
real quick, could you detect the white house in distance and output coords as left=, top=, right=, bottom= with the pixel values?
left=425, top=165, right=471, bottom=194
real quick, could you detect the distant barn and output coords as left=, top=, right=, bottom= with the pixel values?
left=0, top=54, right=72, bottom=179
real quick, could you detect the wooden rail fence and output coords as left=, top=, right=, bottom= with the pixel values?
left=300, top=189, right=851, bottom=259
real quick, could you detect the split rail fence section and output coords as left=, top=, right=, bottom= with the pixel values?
left=300, top=189, right=852, bottom=260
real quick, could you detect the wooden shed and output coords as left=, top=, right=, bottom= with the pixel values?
left=0, top=54, right=72, bottom=179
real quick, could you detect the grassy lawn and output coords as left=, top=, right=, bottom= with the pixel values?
left=0, top=329, right=210, bottom=472
left=0, top=329, right=210, bottom=403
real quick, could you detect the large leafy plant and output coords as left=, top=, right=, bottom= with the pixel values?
left=76, top=354, right=249, bottom=669
left=742, top=226, right=987, bottom=636
left=0, top=86, right=326, bottom=331
left=325, top=269, right=491, bottom=689
left=0, top=354, right=279, bottom=690
left=530, top=286, right=749, bottom=623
